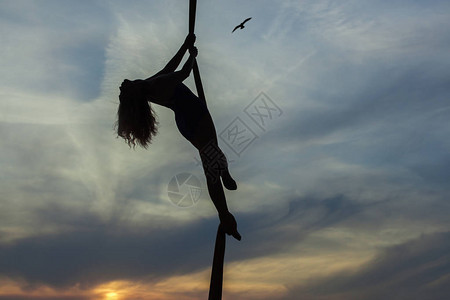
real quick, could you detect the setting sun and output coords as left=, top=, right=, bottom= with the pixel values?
left=105, top=292, right=118, bottom=299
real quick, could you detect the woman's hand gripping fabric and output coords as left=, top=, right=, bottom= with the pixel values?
left=184, top=33, right=196, bottom=49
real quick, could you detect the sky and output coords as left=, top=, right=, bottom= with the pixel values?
left=1, top=0, right=450, bottom=299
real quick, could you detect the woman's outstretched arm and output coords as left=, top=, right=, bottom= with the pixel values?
left=146, top=34, right=195, bottom=79
left=162, top=34, right=194, bottom=72
left=152, top=46, right=197, bottom=84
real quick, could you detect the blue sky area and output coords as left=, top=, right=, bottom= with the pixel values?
left=1, top=0, right=450, bottom=299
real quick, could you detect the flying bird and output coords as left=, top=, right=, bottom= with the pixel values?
left=232, top=17, right=252, bottom=33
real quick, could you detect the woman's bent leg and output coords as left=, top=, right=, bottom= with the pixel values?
left=192, top=113, right=237, bottom=190
left=217, top=149, right=237, bottom=190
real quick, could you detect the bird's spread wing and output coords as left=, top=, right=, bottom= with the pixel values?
left=232, top=18, right=252, bottom=33
left=242, top=17, right=252, bottom=24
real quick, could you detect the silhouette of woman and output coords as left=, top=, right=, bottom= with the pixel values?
left=116, top=34, right=241, bottom=240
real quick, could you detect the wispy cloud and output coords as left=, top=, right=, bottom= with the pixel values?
left=1, top=0, right=450, bottom=299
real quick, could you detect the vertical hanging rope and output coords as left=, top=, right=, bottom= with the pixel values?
left=208, top=224, right=226, bottom=300
left=188, top=1, right=226, bottom=299
left=189, top=0, right=197, bottom=33
left=189, top=0, right=207, bottom=107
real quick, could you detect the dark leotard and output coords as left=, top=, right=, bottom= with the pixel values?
left=167, top=83, right=208, bottom=141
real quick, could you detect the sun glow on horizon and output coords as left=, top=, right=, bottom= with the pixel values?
left=105, top=291, right=118, bottom=299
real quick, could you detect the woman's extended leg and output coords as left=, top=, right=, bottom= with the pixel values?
left=189, top=113, right=240, bottom=240
left=200, top=150, right=241, bottom=240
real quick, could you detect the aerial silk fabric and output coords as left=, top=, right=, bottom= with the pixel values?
left=189, top=1, right=227, bottom=299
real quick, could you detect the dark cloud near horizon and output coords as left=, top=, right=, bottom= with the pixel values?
left=0, top=216, right=219, bottom=289
left=0, top=194, right=371, bottom=289
left=283, top=231, right=450, bottom=300
left=1, top=193, right=443, bottom=296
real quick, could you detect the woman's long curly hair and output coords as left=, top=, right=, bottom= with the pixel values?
left=116, top=79, right=158, bottom=148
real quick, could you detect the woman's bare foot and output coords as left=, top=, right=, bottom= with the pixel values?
left=221, top=171, right=237, bottom=190
left=219, top=211, right=241, bottom=241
